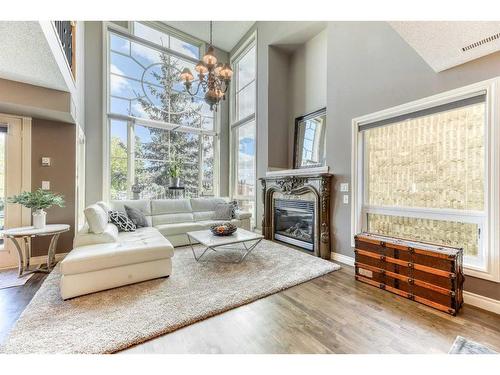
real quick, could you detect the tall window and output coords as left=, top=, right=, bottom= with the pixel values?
left=230, top=37, right=256, bottom=224
left=107, top=22, right=217, bottom=199
left=353, top=86, right=500, bottom=279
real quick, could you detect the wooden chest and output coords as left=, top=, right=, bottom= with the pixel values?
left=354, top=233, right=464, bottom=316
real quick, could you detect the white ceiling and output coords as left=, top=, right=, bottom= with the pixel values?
left=0, top=21, right=67, bottom=91
left=390, top=21, right=500, bottom=72
left=161, top=21, right=255, bottom=52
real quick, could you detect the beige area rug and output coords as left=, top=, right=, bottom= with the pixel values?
left=1, top=240, right=339, bottom=354
left=0, top=269, right=34, bottom=289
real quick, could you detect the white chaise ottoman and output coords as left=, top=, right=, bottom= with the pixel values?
left=60, top=227, right=174, bottom=299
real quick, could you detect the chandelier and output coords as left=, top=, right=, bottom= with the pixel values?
left=180, top=21, right=233, bottom=111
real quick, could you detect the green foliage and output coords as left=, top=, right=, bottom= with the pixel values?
left=168, top=153, right=183, bottom=178
left=136, top=52, right=207, bottom=196
left=8, top=189, right=65, bottom=210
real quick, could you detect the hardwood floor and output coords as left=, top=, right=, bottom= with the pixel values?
left=1, top=264, right=500, bottom=353
left=0, top=273, right=47, bottom=344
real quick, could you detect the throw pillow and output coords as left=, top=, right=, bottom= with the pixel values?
left=124, top=205, right=149, bottom=228
left=84, top=204, right=108, bottom=234
left=229, top=200, right=240, bottom=219
left=214, top=203, right=233, bottom=220
left=96, top=201, right=111, bottom=222
left=109, top=210, right=136, bottom=232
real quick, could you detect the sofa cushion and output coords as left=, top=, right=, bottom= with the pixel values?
left=110, top=200, right=153, bottom=227
left=73, top=223, right=119, bottom=248
left=190, top=197, right=226, bottom=212
left=190, top=197, right=226, bottom=221
left=155, top=222, right=204, bottom=237
left=151, top=199, right=194, bottom=226
left=214, top=203, right=233, bottom=220
left=125, top=205, right=149, bottom=228
left=84, top=204, right=108, bottom=234
left=61, top=227, right=174, bottom=276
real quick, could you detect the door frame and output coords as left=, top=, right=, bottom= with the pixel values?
left=0, top=113, right=31, bottom=265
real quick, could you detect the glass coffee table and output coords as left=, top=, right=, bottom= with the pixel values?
left=187, top=228, right=264, bottom=263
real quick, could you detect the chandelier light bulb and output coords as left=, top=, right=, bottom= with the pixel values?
left=180, top=68, right=194, bottom=82
left=220, top=63, right=233, bottom=80
left=214, top=62, right=224, bottom=76
left=202, top=45, right=217, bottom=66
left=194, top=61, right=208, bottom=75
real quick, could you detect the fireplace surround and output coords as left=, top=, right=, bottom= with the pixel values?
left=260, top=168, right=333, bottom=259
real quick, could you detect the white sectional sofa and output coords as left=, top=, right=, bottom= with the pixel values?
left=109, top=198, right=251, bottom=247
left=59, top=198, right=252, bottom=299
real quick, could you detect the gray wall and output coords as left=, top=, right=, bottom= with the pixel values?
left=268, top=46, right=291, bottom=169
left=288, top=29, right=327, bottom=165
left=326, top=21, right=500, bottom=300
left=233, top=21, right=500, bottom=300
left=83, top=21, right=230, bottom=205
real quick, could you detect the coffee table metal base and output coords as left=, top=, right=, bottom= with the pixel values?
left=188, top=236, right=262, bottom=263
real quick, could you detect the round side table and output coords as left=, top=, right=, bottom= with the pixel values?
left=2, top=224, right=70, bottom=277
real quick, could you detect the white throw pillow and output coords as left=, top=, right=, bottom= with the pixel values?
left=84, top=204, right=108, bottom=234
left=96, top=201, right=111, bottom=222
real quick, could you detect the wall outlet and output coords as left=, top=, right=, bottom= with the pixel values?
left=340, top=183, right=349, bottom=192
left=42, top=181, right=50, bottom=190
left=41, top=157, right=51, bottom=167
left=343, top=194, right=349, bottom=204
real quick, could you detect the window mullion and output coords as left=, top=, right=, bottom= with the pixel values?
left=127, top=121, right=135, bottom=199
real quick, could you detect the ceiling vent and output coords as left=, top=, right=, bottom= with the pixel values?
left=462, top=32, right=500, bottom=52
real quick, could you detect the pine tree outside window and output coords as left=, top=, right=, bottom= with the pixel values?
left=107, top=23, right=217, bottom=200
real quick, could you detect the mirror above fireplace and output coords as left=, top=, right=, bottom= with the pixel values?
left=293, top=107, right=327, bottom=169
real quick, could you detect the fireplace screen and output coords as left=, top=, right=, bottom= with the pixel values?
left=274, top=199, right=315, bottom=251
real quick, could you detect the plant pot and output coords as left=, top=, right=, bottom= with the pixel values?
left=33, top=209, right=47, bottom=229
left=170, top=177, right=181, bottom=188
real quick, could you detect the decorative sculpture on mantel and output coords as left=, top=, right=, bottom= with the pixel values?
left=276, top=176, right=307, bottom=194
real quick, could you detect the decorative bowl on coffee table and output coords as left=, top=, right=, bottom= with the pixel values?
left=210, top=222, right=237, bottom=236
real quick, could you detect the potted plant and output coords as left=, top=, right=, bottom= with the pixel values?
left=168, top=155, right=183, bottom=188
left=8, top=189, right=65, bottom=229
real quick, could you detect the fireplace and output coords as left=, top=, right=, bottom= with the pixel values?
left=274, top=199, right=315, bottom=251
left=260, top=167, right=333, bottom=259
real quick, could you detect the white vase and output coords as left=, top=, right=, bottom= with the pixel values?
left=33, top=209, right=47, bottom=229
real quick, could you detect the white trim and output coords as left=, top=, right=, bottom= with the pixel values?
left=463, top=291, right=500, bottom=315
left=330, top=252, right=355, bottom=267
left=20, top=117, right=31, bottom=226
left=229, top=32, right=257, bottom=226
left=351, top=77, right=500, bottom=282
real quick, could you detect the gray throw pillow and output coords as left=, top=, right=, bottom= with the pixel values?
left=124, top=205, right=149, bottom=228
left=214, top=203, right=233, bottom=220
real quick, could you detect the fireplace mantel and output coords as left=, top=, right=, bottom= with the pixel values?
left=260, top=169, right=333, bottom=259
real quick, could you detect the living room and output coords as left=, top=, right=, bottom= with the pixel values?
left=0, top=0, right=499, bottom=371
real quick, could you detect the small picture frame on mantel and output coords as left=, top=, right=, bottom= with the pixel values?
left=293, top=108, right=327, bottom=169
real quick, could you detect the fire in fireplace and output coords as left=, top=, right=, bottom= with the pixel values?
left=274, top=199, right=315, bottom=252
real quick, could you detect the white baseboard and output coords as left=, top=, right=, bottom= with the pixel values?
left=330, top=252, right=499, bottom=315
left=463, top=291, right=500, bottom=315
left=0, top=252, right=68, bottom=271
left=330, top=252, right=355, bottom=266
